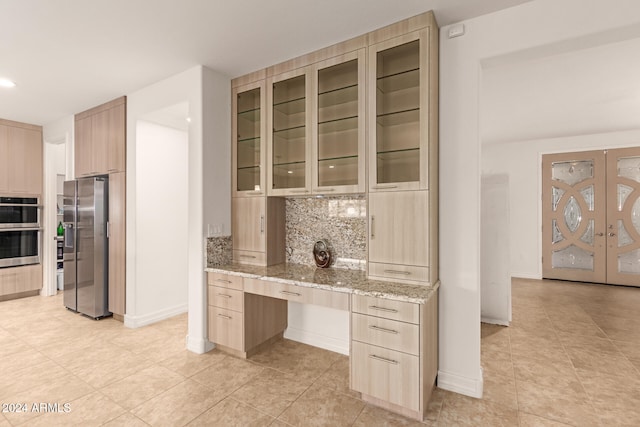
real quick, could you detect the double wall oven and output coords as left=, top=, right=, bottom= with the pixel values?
left=0, top=196, right=41, bottom=268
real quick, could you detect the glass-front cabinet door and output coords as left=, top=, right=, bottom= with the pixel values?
left=368, top=30, right=429, bottom=192
left=267, top=68, right=312, bottom=196
left=312, top=50, right=366, bottom=194
left=233, top=81, right=266, bottom=197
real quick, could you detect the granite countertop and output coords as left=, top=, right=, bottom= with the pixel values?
left=205, top=263, right=439, bottom=304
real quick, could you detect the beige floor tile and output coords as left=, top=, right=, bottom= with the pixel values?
left=134, top=335, right=189, bottom=363
left=481, top=354, right=514, bottom=379
left=549, top=318, right=607, bottom=338
left=515, top=379, right=598, bottom=427
left=231, top=368, right=312, bottom=417
left=595, top=406, right=640, bottom=427
left=352, top=404, right=425, bottom=426
left=269, top=420, right=293, bottom=427
left=21, top=391, right=126, bottom=427
left=109, top=326, right=173, bottom=354
left=250, top=339, right=340, bottom=381
left=0, top=360, right=69, bottom=400
left=575, top=368, right=640, bottom=412
left=65, top=348, right=155, bottom=388
left=0, top=334, right=32, bottom=359
left=101, top=364, right=185, bottom=410
left=512, top=354, right=582, bottom=389
left=131, top=379, right=221, bottom=427
left=0, top=347, right=50, bottom=372
left=313, top=356, right=359, bottom=399
left=564, top=345, right=637, bottom=377
left=424, top=386, right=447, bottom=422
left=437, top=392, right=518, bottom=426
left=277, top=384, right=365, bottom=427
left=0, top=415, right=9, bottom=427
left=612, top=339, right=640, bottom=359
left=519, top=412, right=573, bottom=426
left=158, top=348, right=227, bottom=377
left=191, top=356, right=264, bottom=401
left=509, top=334, right=569, bottom=363
left=482, top=372, right=518, bottom=411
left=187, top=397, right=274, bottom=427
left=101, top=412, right=151, bottom=426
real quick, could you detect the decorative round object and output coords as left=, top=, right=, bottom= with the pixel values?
left=313, top=239, right=332, bottom=268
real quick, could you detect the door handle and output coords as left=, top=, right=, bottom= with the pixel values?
left=595, top=232, right=604, bottom=237
left=608, top=232, right=616, bottom=237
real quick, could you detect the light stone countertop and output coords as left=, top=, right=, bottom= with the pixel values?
left=205, top=263, right=439, bottom=304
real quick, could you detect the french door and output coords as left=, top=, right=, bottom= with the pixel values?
left=542, top=148, right=640, bottom=287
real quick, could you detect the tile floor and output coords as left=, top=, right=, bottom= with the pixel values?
left=0, top=277, right=638, bottom=426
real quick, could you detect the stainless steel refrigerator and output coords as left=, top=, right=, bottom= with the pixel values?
left=63, top=176, right=110, bottom=319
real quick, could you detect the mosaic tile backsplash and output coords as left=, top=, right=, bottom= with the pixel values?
left=285, top=195, right=367, bottom=270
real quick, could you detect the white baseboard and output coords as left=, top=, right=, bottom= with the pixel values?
left=481, top=316, right=510, bottom=326
left=124, top=303, right=188, bottom=329
left=186, top=335, right=215, bottom=354
left=438, top=368, right=483, bottom=398
left=284, top=326, right=350, bottom=356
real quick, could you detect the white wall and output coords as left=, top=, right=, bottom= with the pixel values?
left=482, top=129, right=640, bottom=279
left=134, top=120, right=189, bottom=316
left=439, top=0, right=640, bottom=398
left=125, top=66, right=231, bottom=357
left=285, top=303, right=350, bottom=355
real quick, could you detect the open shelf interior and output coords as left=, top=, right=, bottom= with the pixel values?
left=236, top=87, right=261, bottom=192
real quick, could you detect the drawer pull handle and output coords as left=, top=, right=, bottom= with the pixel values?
left=239, top=255, right=257, bottom=259
left=369, top=305, right=398, bottom=314
left=369, top=325, right=398, bottom=334
left=215, top=279, right=232, bottom=284
left=290, top=190, right=310, bottom=194
left=217, top=314, right=232, bottom=320
left=280, top=290, right=301, bottom=297
left=384, top=269, right=411, bottom=275
left=372, top=184, right=398, bottom=190
left=217, top=293, right=232, bottom=299
left=369, top=354, right=398, bottom=365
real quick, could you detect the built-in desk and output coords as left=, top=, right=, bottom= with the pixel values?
left=204, top=263, right=439, bottom=421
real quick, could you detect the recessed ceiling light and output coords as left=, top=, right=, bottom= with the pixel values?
left=0, top=78, right=16, bottom=88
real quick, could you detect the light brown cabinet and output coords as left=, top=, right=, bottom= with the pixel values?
left=232, top=196, right=285, bottom=266
left=75, top=96, right=126, bottom=178
left=0, top=264, right=42, bottom=299
left=108, top=172, right=126, bottom=316
left=350, top=292, right=438, bottom=421
left=0, top=119, right=43, bottom=196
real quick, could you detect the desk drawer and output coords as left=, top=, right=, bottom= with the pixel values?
left=351, top=341, right=420, bottom=412
left=352, top=313, right=419, bottom=356
left=368, top=263, right=429, bottom=283
left=208, top=286, right=244, bottom=312
left=352, top=295, right=419, bottom=324
left=207, top=272, right=243, bottom=290
left=233, top=250, right=266, bottom=266
left=243, top=278, right=349, bottom=311
left=208, top=307, right=243, bottom=351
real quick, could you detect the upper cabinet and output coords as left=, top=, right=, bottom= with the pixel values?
left=0, top=119, right=43, bottom=196
left=368, top=30, right=432, bottom=192
left=233, top=81, right=266, bottom=197
left=312, top=50, right=366, bottom=194
left=75, top=96, right=126, bottom=178
left=267, top=67, right=313, bottom=196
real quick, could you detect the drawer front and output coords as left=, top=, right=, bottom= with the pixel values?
left=351, top=341, right=420, bottom=412
left=243, top=278, right=349, bottom=311
left=233, top=250, right=266, bottom=266
left=208, top=307, right=244, bottom=351
left=368, top=262, right=429, bottom=283
left=351, top=313, right=419, bottom=355
left=207, top=272, right=243, bottom=291
left=352, top=294, right=419, bottom=324
left=208, top=286, right=244, bottom=312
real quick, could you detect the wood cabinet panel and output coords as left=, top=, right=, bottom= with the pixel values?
left=352, top=312, right=420, bottom=355
left=232, top=197, right=265, bottom=253
left=108, top=172, right=126, bottom=315
left=0, top=264, right=42, bottom=296
left=243, top=277, right=350, bottom=310
left=1, top=125, right=43, bottom=195
left=352, top=294, right=419, bottom=324
left=368, top=263, right=429, bottom=284
left=107, top=103, right=126, bottom=173
left=369, top=190, right=428, bottom=268
left=208, top=286, right=244, bottom=312
left=0, top=125, right=8, bottom=191
left=74, top=115, right=93, bottom=178
left=351, top=341, right=420, bottom=412
left=207, top=272, right=243, bottom=291
left=208, top=306, right=244, bottom=351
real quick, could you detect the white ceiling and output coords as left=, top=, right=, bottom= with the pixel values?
left=482, top=36, right=640, bottom=145
left=0, top=0, right=533, bottom=126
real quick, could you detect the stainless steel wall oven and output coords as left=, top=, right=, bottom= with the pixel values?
left=0, top=197, right=41, bottom=268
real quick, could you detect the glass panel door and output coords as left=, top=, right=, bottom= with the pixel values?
left=542, top=151, right=606, bottom=283
left=233, top=81, right=265, bottom=196
left=606, top=148, right=640, bottom=286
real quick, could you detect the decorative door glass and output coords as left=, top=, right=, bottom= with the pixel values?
left=613, top=155, right=640, bottom=275
left=236, top=88, right=261, bottom=192
left=375, top=40, right=420, bottom=184
left=272, top=75, right=306, bottom=190
left=317, top=59, right=358, bottom=187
